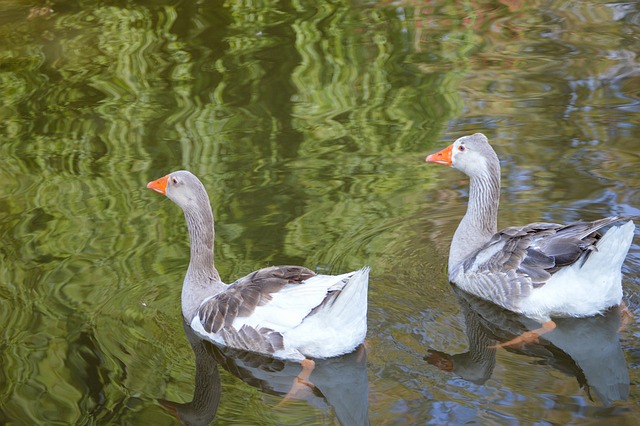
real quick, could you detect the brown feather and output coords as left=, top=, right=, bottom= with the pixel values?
left=197, top=265, right=316, bottom=335
left=457, top=216, right=637, bottom=310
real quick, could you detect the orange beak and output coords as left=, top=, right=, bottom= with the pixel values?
left=147, top=175, right=169, bottom=195
left=425, top=144, right=453, bottom=166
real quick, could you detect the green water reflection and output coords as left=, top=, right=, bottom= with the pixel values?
left=0, top=0, right=639, bottom=424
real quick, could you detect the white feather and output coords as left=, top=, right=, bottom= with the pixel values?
left=236, top=271, right=355, bottom=332
left=520, top=220, right=634, bottom=322
left=285, top=267, right=369, bottom=358
left=190, top=267, right=369, bottom=360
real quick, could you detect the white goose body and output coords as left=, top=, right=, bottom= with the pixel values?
left=148, top=171, right=369, bottom=362
left=517, top=221, right=631, bottom=319
left=427, top=133, right=637, bottom=328
left=189, top=268, right=369, bottom=361
left=448, top=219, right=633, bottom=323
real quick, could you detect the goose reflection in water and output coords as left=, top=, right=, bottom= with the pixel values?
left=160, top=321, right=370, bottom=426
left=426, top=285, right=629, bottom=407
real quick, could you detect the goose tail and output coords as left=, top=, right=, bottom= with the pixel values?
left=585, top=220, right=635, bottom=272
left=579, top=220, right=635, bottom=307
left=324, top=266, right=370, bottom=326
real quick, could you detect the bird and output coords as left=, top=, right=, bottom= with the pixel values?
left=425, top=133, right=637, bottom=346
left=146, top=170, right=369, bottom=388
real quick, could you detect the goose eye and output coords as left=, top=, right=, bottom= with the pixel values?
left=458, top=145, right=466, bottom=152
left=171, top=177, right=178, bottom=185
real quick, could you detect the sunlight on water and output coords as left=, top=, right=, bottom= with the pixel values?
left=0, top=0, right=639, bottom=424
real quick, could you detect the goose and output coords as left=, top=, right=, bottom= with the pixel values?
left=147, top=170, right=369, bottom=384
left=425, top=133, right=637, bottom=346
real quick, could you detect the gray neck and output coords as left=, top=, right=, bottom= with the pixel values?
left=181, top=202, right=224, bottom=320
left=449, top=167, right=500, bottom=271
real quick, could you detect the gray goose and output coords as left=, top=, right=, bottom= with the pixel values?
left=147, top=171, right=369, bottom=382
left=426, top=133, right=636, bottom=345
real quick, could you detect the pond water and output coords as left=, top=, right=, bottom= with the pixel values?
left=1, top=0, right=639, bottom=424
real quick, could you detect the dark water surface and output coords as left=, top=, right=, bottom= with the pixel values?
left=1, top=0, right=639, bottom=424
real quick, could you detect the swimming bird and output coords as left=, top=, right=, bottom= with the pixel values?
left=147, top=170, right=369, bottom=386
left=426, top=133, right=636, bottom=346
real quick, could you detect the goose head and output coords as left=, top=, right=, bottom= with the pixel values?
left=147, top=170, right=210, bottom=211
left=426, top=133, right=499, bottom=179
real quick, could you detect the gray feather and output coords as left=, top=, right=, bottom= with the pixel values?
left=197, top=265, right=316, bottom=345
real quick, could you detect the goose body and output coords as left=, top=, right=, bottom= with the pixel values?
left=426, top=133, right=636, bottom=331
left=147, top=171, right=369, bottom=362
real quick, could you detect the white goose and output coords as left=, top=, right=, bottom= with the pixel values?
left=147, top=170, right=369, bottom=380
left=426, top=133, right=637, bottom=345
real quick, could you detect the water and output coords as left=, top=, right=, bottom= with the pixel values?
left=1, top=0, right=639, bottom=424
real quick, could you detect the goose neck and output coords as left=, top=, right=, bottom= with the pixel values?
left=449, top=170, right=500, bottom=271
left=467, top=172, right=500, bottom=233
left=184, top=206, right=218, bottom=277
left=181, top=204, right=223, bottom=319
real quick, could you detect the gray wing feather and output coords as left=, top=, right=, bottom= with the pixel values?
left=455, top=216, right=636, bottom=310
left=221, top=325, right=285, bottom=354
left=197, top=265, right=316, bottom=346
